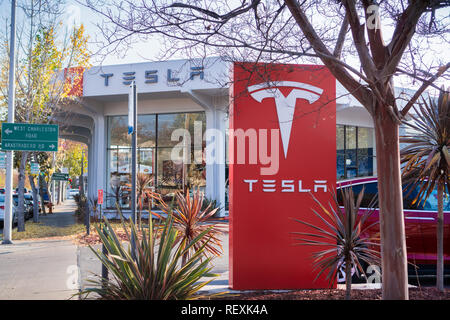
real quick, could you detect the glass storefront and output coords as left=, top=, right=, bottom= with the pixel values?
left=337, top=125, right=374, bottom=180
left=109, top=116, right=373, bottom=210
left=107, top=112, right=206, bottom=209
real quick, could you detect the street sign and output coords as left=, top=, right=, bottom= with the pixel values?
left=0, top=152, right=5, bottom=169
left=61, top=167, right=68, bottom=174
left=52, top=172, right=69, bottom=181
left=98, top=189, right=103, bottom=205
left=30, top=162, right=39, bottom=174
left=1, top=123, right=59, bottom=152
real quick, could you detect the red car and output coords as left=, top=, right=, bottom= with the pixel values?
left=337, top=176, right=450, bottom=283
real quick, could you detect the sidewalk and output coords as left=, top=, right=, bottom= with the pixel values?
left=0, top=201, right=80, bottom=300
left=38, top=201, right=77, bottom=228
left=0, top=239, right=78, bottom=299
left=0, top=201, right=232, bottom=299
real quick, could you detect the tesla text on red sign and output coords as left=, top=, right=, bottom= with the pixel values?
left=229, top=63, right=336, bottom=289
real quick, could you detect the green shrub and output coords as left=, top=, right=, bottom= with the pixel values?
left=79, top=212, right=218, bottom=300
left=292, top=187, right=380, bottom=300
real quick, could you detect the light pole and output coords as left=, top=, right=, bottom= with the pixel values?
left=2, top=0, right=16, bottom=244
left=128, top=81, right=137, bottom=258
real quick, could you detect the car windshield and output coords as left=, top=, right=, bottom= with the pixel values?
left=404, top=184, right=450, bottom=211
left=339, top=180, right=450, bottom=211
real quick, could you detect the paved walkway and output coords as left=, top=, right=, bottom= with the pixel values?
left=0, top=239, right=78, bottom=299
left=0, top=201, right=232, bottom=300
left=38, top=201, right=77, bottom=228
left=0, top=201, right=80, bottom=300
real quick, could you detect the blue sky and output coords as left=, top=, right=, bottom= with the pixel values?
left=0, top=0, right=162, bottom=66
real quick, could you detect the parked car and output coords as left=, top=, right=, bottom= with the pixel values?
left=337, top=176, right=450, bottom=283
left=0, top=194, right=18, bottom=226
left=67, top=189, right=79, bottom=199
left=15, top=187, right=29, bottom=194
left=12, top=194, right=33, bottom=220
left=24, top=193, right=40, bottom=214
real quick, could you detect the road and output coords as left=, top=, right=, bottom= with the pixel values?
left=0, top=201, right=80, bottom=299
left=0, top=239, right=79, bottom=299
left=0, top=200, right=231, bottom=299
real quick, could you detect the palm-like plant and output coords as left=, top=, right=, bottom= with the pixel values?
left=151, top=188, right=225, bottom=266
left=400, top=88, right=450, bottom=292
left=136, top=173, right=154, bottom=227
left=292, top=188, right=380, bottom=300
left=79, top=213, right=217, bottom=300
left=89, top=197, right=99, bottom=222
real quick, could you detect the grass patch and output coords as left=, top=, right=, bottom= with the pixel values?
left=11, top=221, right=87, bottom=240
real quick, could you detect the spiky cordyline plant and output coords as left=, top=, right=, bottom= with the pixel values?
left=400, top=88, right=450, bottom=292
left=136, top=172, right=154, bottom=227
left=151, top=188, right=225, bottom=266
left=78, top=212, right=217, bottom=300
left=292, top=187, right=380, bottom=300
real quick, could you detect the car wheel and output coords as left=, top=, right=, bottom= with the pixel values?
left=337, top=261, right=370, bottom=284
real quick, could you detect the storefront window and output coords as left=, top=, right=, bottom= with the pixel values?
left=107, top=112, right=206, bottom=209
left=337, top=125, right=374, bottom=180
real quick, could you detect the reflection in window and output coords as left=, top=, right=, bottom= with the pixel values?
left=403, top=184, right=450, bottom=211
left=107, top=112, right=206, bottom=209
left=337, top=125, right=374, bottom=180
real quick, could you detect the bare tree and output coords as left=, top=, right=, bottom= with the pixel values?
left=1, top=0, right=90, bottom=231
left=82, top=0, right=450, bottom=299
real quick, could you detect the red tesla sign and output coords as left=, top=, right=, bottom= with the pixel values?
left=229, top=63, right=336, bottom=289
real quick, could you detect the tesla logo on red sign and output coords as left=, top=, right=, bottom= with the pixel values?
left=229, top=63, right=336, bottom=290
left=248, top=81, right=323, bottom=158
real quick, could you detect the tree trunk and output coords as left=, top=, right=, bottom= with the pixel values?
left=436, top=180, right=444, bottom=292
left=373, top=108, right=409, bottom=300
left=28, top=174, right=39, bottom=223
left=39, top=175, right=47, bottom=215
left=17, top=152, right=28, bottom=232
left=345, top=258, right=352, bottom=300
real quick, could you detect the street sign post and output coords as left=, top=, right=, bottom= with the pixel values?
left=129, top=81, right=137, bottom=259
left=30, top=162, right=39, bottom=175
left=98, top=189, right=104, bottom=205
left=52, top=172, right=69, bottom=181
left=0, top=152, right=6, bottom=169
left=3, top=0, right=16, bottom=245
left=1, top=123, right=58, bottom=152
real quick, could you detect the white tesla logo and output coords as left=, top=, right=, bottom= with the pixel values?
left=248, top=81, right=323, bottom=158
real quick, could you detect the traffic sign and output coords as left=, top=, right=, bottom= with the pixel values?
left=1, top=123, right=58, bottom=152
left=30, top=162, right=39, bottom=174
left=98, top=189, right=103, bottom=205
left=52, top=172, right=69, bottom=181
left=0, top=152, right=5, bottom=169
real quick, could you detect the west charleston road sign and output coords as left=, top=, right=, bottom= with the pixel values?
left=1, top=123, right=58, bottom=152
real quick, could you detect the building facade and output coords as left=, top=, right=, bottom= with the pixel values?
left=59, top=57, right=411, bottom=217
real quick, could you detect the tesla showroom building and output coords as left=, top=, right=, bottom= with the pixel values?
left=58, top=57, right=412, bottom=217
